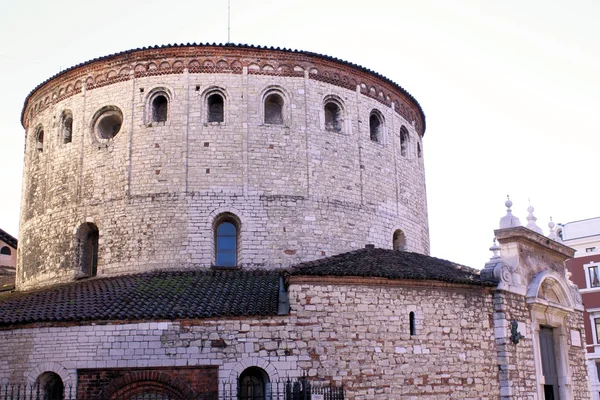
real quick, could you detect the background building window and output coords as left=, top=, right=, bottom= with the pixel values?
left=0, top=246, right=10, bottom=255
left=589, top=265, right=600, bottom=287
left=595, top=318, right=600, bottom=343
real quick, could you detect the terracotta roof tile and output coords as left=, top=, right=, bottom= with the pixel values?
left=290, top=248, right=496, bottom=287
left=0, top=269, right=281, bottom=327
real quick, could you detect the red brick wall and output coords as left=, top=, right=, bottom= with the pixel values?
left=77, top=366, right=218, bottom=399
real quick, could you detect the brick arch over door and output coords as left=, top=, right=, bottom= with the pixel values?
left=102, top=371, right=195, bottom=400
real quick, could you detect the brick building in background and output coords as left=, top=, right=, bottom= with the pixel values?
left=0, top=228, right=17, bottom=292
left=0, top=43, right=590, bottom=399
left=561, top=217, right=600, bottom=399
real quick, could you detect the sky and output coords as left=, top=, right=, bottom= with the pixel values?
left=0, top=0, right=598, bottom=269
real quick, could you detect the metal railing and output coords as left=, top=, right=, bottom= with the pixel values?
left=0, top=378, right=344, bottom=400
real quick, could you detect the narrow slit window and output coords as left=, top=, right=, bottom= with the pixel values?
left=324, top=101, right=342, bottom=132
left=62, top=111, right=73, bottom=144
left=207, top=93, right=224, bottom=122
left=264, top=93, right=284, bottom=124
left=400, top=126, right=408, bottom=157
left=36, top=128, right=44, bottom=152
left=77, top=223, right=99, bottom=278
left=152, top=95, right=168, bottom=122
left=409, top=311, right=416, bottom=336
left=417, top=142, right=422, bottom=158
left=369, top=112, right=382, bottom=143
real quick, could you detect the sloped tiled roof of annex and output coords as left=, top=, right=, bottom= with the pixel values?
left=0, top=269, right=281, bottom=327
left=20, top=43, right=426, bottom=133
left=0, top=229, right=17, bottom=249
left=290, top=247, right=497, bottom=287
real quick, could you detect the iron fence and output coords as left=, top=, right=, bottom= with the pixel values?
left=0, top=379, right=344, bottom=400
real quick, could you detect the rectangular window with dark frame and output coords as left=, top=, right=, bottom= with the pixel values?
left=589, top=265, right=600, bottom=288
left=596, top=361, right=600, bottom=382
left=596, top=319, right=600, bottom=344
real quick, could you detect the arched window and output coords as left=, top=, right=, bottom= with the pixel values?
left=0, top=246, right=10, bottom=255
left=324, top=100, right=342, bottom=132
left=264, top=93, right=284, bottom=125
left=76, top=223, right=99, bottom=278
left=215, top=215, right=239, bottom=267
left=400, top=126, right=409, bottom=157
left=152, top=95, right=168, bottom=123
left=37, top=372, right=64, bottom=400
left=417, top=142, right=422, bottom=158
left=393, top=230, right=406, bottom=251
left=36, top=127, right=44, bottom=152
left=409, top=311, right=416, bottom=336
left=239, top=367, right=269, bottom=400
left=369, top=111, right=383, bottom=143
left=207, top=93, right=224, bottom=123
left=62, top=110, right=73, bottom=144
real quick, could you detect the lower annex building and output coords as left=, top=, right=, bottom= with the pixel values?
left=0, top=43, right=590, bottom=399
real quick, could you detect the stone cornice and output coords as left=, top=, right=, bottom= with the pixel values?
left=21, top=43, right=426, bottom=135
left=495, top=226, right=575, bottom=260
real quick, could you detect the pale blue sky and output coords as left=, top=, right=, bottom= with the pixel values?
left=0, top=0, right=598, bottom=268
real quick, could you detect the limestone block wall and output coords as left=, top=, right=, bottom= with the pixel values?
left=16, top=45, right=429, bottom=290
left=0, top=281, right=499, bottom=400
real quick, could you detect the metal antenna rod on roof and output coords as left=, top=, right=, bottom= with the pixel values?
left=227, top=0, right=231, bottom=44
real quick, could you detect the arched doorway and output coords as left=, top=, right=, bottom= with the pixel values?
left=37, top=372, right=64, bottom=400
left=238, top=367, right=270, bottom=400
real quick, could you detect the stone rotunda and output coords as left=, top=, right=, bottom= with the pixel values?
left=17, top=43, right=428, bottom=291
left=0, top=44, right=590, bottom=400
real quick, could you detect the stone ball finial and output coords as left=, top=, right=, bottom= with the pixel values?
left=548, top=217, right=555, bottom=230
left=499, top=195, right=521, bottom=229
left=505, top=195, right=512, bottom=210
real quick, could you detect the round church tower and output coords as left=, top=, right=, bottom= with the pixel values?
left=17, top=44, right=428, bottom=290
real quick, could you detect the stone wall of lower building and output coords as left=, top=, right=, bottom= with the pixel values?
left=0, top=280, right=499, bottom=399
